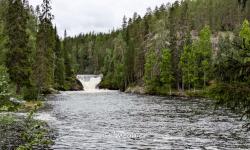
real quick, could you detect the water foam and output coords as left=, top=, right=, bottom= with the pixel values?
left=76, top=75, right=103, bottom=91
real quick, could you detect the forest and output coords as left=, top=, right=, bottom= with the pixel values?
left=0, top=0, right=78, bottom=105
left=64, top=0, right=250, bottom=117
left=0, top=0, right=249, bottom=149
left=0, top=0, right=249, bottom=116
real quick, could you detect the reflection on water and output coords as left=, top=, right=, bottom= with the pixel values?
left=41, top=91, right=249, bottom=149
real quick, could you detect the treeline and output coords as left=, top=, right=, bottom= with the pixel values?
left=0, top=0, right=77, bottom=104
left=66, top=0, right=250, bottom=116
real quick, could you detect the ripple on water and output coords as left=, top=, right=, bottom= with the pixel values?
left=44, top=91, right=250, bottom=150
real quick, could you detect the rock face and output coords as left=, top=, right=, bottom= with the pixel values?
left=70, top=79, right=84, bottom=91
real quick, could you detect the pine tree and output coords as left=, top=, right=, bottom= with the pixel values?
left=5, top=0, right=32, bottom=94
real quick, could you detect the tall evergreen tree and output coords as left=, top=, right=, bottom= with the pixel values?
left=169, top=2, right=181, bottom=90
left=124, top=20, right=135, bottom=88
left=54, top=27, right=65, bottom=89
left=34, top=0, right=55, bottom=92
left=5, top=0, right=31, bottom=94
left=0, top=0, right=7, bottom=65
left=63, top=30, right=75, bottom=85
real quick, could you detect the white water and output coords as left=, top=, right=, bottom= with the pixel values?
left=76, top=74, right=103, bottom=91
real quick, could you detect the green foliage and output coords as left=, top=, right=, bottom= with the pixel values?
left=0, top=111, right=52, bottom=149
left=144, top=49, right=159, bottom=92
left=17, top=110, right=53, bottom=150
left=23, top=86, right=38, bottom=101
left=192, top=26, right=212, bottom=88
left=100, top=46, right=125, bottom=90
left=210, top=20, right=250, bottom=117
left=209, top=82, right=250, bottom=117
left=239, top=19, right=250, bottom=63
left=160, top=48, right=173, bottom=94
left=63, top=36, right=75, bottom=84
left=240, top=19, right=250, bottom=48
left=5, top=0, right=32, bottom=94
left=1, top=0, right=250, bottom=119
left=0, top=0, right=70, bottom=98
left=0, top=0, right=7, bottom=65
left=180, top=45, right=197, bottom=90
left=0, top=115, right=15, bottom=125
left=34, top=0, right=57, bottom=93
left=54, top=28, right=65, bottom=90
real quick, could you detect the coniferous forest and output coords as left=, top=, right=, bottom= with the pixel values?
left=0, top=0, right=250, bottom=149
left=66, top=0, right=250, bottom=117
left=0, top=0, right=77, bottom=101
left=0, top=0, right=249, bottom=116
left=0, top=0, right=250, bottom=114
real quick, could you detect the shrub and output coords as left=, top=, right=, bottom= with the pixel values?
left=209, top=82, right=250, bottom=117
left=23, top=86, right=39, bottom=101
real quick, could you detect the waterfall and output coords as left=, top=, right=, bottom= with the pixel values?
left=76, top=75, right=103, bottom=91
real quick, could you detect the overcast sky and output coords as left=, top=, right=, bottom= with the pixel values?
left=29, top=0, right=176, bottom=37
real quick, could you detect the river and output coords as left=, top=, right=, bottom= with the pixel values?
left=37, top=90, right=249, bottom=150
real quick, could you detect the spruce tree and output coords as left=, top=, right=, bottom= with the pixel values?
left=54, top=27, right=65, bottom=89
left=34, top=0, right=55, bottom=93
left=169, top=2, right=181, bottom=90
left=124, top=21, right=135, bottom=88
left=63, top=30, right=74, bottom=86
left=0, top=0, right=7, bottom=65
left=5, top=0, right=31, bottom=94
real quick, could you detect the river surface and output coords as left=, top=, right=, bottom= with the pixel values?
left=39, top=90, right=250, bottom=150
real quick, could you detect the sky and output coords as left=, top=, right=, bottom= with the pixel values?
left=29, top=0, right=176, bottom=37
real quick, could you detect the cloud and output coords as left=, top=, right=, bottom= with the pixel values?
left=29, top=0, right=176, bottom=37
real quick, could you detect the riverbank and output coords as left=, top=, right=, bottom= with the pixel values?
left=125, top=85, right=206, bottom=98
left=0, top=101, right=54, bottom=149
